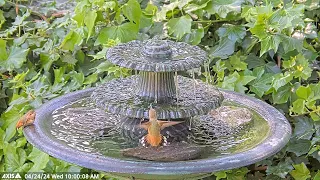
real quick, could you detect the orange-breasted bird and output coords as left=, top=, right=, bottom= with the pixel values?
left=139, top=108, right=183, bottom=147
left=16, top=110, right=36, bottom=129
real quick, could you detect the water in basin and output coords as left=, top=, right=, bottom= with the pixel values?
left=49, top=97, right=270, bottom=161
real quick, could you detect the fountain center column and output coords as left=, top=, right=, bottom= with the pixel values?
left=134, top=39, right=177, bottom=103
left=137, top=71, right=176, bottom=103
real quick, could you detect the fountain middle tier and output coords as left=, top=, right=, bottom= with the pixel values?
left=91, top=75, right=223, bottom=119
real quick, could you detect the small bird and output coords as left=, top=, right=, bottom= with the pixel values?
left=139, top=108, right=183, bottom=147
left=16, top=110, right=36, bottom=129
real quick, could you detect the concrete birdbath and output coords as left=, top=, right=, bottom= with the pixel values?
left=23, top=38, right=291, bottom=179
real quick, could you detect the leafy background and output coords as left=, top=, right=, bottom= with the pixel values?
left=0, top=0, right=319, bottom=179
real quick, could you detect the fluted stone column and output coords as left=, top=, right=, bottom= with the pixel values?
left=137, top=71, right=176, bottom=103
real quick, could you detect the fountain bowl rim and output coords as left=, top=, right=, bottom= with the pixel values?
left=23, top=87, right=291, bottom=175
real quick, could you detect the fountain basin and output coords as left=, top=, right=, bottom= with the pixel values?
left=23, top=87, right=291, bottom=179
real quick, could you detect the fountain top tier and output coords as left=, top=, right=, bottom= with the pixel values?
left=106, top=39, right=208, bottom=72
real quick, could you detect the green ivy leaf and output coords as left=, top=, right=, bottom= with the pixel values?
left=296, top=86, right=312, bottom=100
left=0, top=152, right=3, bottom=164
left=0, top=46, right=29, bottom=72
left=302, top=0, right=320, bottom=10
left=73, top=8, right=85, bottom=27
left=218, top=71, right=255, bottom=93
left=266, top=159, right=293, bottom=178
left=260, top=35, right=281, bottom=56
left=155, top=0, right=191, bottom=21
left=268, top=8, right=300, bottom=32
left=291, top=99, right=307, bottom=114
left=219, top=71, right=239, bottom=90
left=314, top=171, right=320, bottom=180
left=60, top=31, right=82, bottom=51
left=310, top=111, right=320, bottom=121
left=283, top=54, right=313, bottom=80
left=249, top=67, right=274, bottom=97
left=214, top=171, right=227, bottom=180
left=309, top=83, right=320, bottom=102
left=250, top=14, right=269, bottom=39
left=3, top=144, right=27, bottom=172
left=217, top=24, right=246, bottom=42
left=67, top=72, right=85, bottom=90
left=28, top=147, right=49, bottom=172
left=245, top=53, right=266, bottom=69
left=155, top=1, right=179, bottom=21
left=280, top=35, right=303, bottom=53
left=84, top=10, right=97, bottom=41
left=226, top=167, right=250, bottom=180
left=145, top=3, right=158, bottom=16
left=205, top=0, right=244, bottom=18
left=94, top=61, right=114, bottom=74
left=235, top=75, right=256, bottom=93
left=292, top=117, right=315, bottom=140
left=294, top=54, right=313, bottom=80
left=99, top=1, right=116, bottom=11
left=182, top=28, right=204, bottom=45
left=167, top=15, right=192, bottom=40
left=272, top=72, right=293, bottom=91
left=272, top=84, right=292, bottom=104
left=114, top=8, right=126, bottom=24
left=287, top=139, right=311, bottom=156
left=0, top=10, right=5, bottom=28
left=53, top=67, right=66, bottom=85
left=184, top=2, right=208, bottom=14
left=0, top=39, right=7, bottom=60
left=84, top=73, right=98, bottom=85
left=209, top=38, right=235, bottom=59
left=29, top=77, right=50, bottom=97
left=62, top=53, right=78, bottom=65
left=139, top=14, right=153, bottom=29
left=13, top=11, right=30, bottom=26
left=15, top=137, right=26, bottom=148
left=122, top=0, right=142, bottom=24
left=290, top=163, right=311, bottom=180
left=40, top=53, right=58, bottom=72
left=283, top=56, right=297, bottom=69
left=242, top=36, right=259, bottom=55
left=226, top=53, right=247, bottom=71
left=212, top=60, right=227, bottom=81
left=96, top=23, right=138, bottom=44
left=89, top=48, right=108, bottom=61
left=74, top=0, right=89, bottom=13
left=0, top=129, right=4, bottom=149
left=4, top=123, right=18, bottom=143
left=265, top=62, right=281, bottom=74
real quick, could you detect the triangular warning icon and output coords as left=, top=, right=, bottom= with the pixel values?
left=15, top=173, right=21, bottom=179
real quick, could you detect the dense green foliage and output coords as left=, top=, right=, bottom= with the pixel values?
left=0, top=0, right=319, bottom=179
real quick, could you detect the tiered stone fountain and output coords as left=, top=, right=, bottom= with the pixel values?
left=23, top=39, right=291, bottom=180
